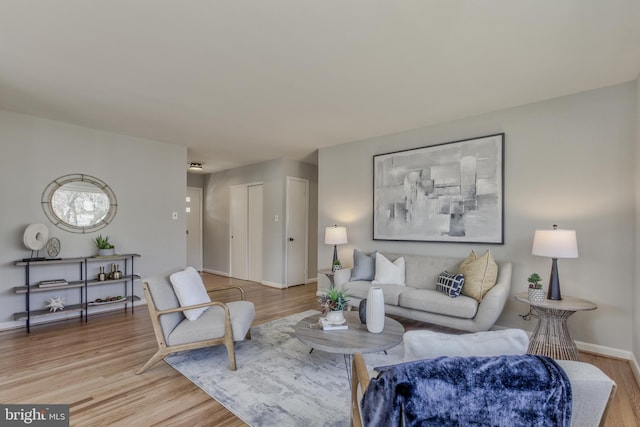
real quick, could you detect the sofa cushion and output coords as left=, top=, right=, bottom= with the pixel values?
left=169, top=266, right=211, bottom=320
left=459, top=250, right=498, bottom=302
left=345, top=282, right=410, bottom=306
left=372, top=253, right=405, bottom=286
left=403, top=329, right=530, bottom=362
left=398, top=289, right=478, bottom=318
left=350, top=249, right=377, bottom=281
left=435, top=271, right=465, bottom=297
left=386, top=253, right=462, bottom=290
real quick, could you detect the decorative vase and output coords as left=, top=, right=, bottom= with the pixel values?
left=528, top=288, right=544, bottom=303
left=326, top=310, right=345, bottom=324
left=358, top=299, right=367, bottom=324
left=366, top=287, right=385, bottom=333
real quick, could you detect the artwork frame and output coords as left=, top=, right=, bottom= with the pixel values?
left=373, top=133, right=504, bottom=244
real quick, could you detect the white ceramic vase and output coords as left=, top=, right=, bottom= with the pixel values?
left=366, top=287, right=385, bottom=333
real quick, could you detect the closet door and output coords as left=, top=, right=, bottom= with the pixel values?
left=230, top=185, right=248, bottom=280
left=247, top=184, right=263, bottom=283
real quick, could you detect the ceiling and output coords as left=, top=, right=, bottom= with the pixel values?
left=1, top=1, right=639, bottom=173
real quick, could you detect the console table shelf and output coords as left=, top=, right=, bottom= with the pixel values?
left=13, top=304, right=85, bottom=321
left=13, top=254, right=141, bottom=332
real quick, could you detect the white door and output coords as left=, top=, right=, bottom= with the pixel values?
left=248, top=184, right=263, bottom=282
left=186, top=187, right=203, bottom=271
left=230, top=185, right=248, bottom=280
left=286, top=177, right=308, bottom=286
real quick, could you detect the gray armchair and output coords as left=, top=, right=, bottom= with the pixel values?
left=136, top=273, right=255, bottom=374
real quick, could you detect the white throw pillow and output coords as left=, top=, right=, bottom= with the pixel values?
left=371, top=253, right=405, bottom=286
left=403, top=329, right=530, bottom=362
left=169, top=266, right=211, bottom=321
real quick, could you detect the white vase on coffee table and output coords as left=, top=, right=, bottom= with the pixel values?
left=366, top=287, right=385, bottom=333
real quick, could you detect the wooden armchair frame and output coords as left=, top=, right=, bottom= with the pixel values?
left=137, top=283, right=251, bottom=374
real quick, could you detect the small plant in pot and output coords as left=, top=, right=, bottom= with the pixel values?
left=94, top=234, right=115, bottom=256
left=318, top=287, right=350, bottom=324
left=527, top=273, right=544, bottom=302
left=332, top=259, right=342, bottom=272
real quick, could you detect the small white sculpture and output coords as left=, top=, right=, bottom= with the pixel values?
left=45, top=296, right=65, bottom=312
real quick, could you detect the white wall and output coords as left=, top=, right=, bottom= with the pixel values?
left=0, top=109, right=187, bottom=329
left=319, top=81, right=637, bottom=353
left=203, top=158, right=318, bottom=286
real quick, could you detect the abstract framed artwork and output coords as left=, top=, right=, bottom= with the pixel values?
left=373, top=133, right=504, bottom=243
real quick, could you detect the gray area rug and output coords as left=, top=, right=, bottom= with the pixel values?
left=164, top=309, right=404, bottom=427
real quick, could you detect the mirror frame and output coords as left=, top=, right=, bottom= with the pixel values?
left=41, top=174, right=118, bottom=233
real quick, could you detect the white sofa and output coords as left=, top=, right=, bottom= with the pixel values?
left=331, top=252, right=512, bottom=332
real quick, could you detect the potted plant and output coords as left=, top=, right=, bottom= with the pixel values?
left=94, top=234, right=115, bottom=256
left=318, top=287, right=350, bottom=323
left=528, top=273, right=544, bottom=302
left=332, top=259, right=342, bottom=272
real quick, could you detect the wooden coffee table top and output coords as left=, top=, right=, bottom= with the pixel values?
left=294, top=311, right=404, bottom=355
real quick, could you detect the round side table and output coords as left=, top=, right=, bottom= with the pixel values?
left=515, top=292, right=597, bottom=361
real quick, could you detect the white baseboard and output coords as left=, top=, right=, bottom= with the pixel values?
left=575, top=339, right=634, bottom=360
left=202, top=268, right=230, bottom=277
left=261, top=280, right=287, bottom=289
left=631, top=353, right=640, bottom=386
left=307, top=276, right=318, bottom=284
left=0, top=299, right=147, bottom=332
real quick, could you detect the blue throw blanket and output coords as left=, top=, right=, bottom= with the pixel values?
left=361, top=354, right=571, bottom=427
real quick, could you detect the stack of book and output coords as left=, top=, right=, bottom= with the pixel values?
left=38, top=279, right=68, bottom=288
left=319, top=317, right=348, bottom=331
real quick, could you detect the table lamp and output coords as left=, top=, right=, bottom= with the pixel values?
left=325, top=225, right=347, bottom=267
left=531, top=224, right=578, bottom=300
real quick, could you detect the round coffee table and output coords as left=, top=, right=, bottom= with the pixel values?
left=294, top=311, right=404, bottom=382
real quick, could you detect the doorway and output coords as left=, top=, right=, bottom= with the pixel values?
left=285, top=177, right=309, bottom=287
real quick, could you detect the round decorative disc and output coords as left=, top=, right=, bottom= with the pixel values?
left=46, top=237, right=61, bottom=258
left=23, top=223, right=49, bottom=250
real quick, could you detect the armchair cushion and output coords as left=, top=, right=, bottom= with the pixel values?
left=403, top=329, right=529, bottom=362
left=168, top=301, right=255, bottom=346
left=170, top=266, right=211, bottom=320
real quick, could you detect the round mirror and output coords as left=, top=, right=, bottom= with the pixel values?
left=41, top=174, right=117, bottom=233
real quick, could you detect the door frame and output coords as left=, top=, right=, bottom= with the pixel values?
left=285, top=176, right=309, bottom=287
left=186, top=187, right=203, bottom=271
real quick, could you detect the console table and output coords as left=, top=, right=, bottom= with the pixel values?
left=515, top=292, right=597, bottom=361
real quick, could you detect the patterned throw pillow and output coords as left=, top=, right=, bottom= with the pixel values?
left=436, top=271, right=465, bottom=297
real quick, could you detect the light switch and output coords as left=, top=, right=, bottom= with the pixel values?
left=274, top=215, right=279, bottom=222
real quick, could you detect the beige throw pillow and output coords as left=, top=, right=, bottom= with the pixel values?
left=458, top=250, right=498, bottom=302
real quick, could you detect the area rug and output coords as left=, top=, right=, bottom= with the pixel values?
left=164, top=310, right=404, bottom=427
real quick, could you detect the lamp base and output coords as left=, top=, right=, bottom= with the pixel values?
left=547, top=258, right=562, bottom=300
left=332, top=245, right=339, bottom=266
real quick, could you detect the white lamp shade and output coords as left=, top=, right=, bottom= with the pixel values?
left=325, top=226, right=348, bottom=245
left=532, top=228, right=578, bottom=258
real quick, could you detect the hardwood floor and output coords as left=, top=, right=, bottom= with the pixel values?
left=0, top=273, right=638, bottom=426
